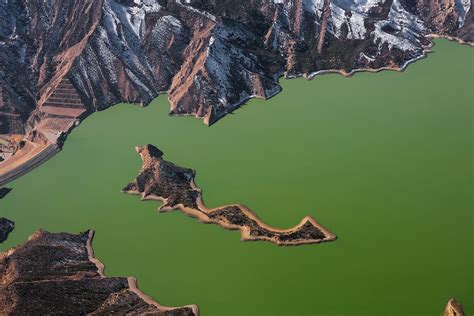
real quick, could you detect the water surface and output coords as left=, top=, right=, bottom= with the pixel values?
left=1, top=39, right=473, bottom=315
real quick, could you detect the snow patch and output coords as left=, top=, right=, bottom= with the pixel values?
left=372, top=0, right=424, bottom=51
left=456, top=0, right=471, bottom=26
left=329, top=0, right=384, bottom=39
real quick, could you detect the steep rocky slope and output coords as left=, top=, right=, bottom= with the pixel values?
left=0, top=229, right=198, bottom=315
left=0, top=0, right=472, bottom=136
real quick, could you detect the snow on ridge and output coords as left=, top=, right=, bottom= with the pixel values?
left=372, top=0, right=424, bottom=51
left=204, top=26, right=255, bottom=106
left=302, top=0, right=325, bottom=15
left=151, top=15, right=186, bottom=53
left=270, top=0, right=325, bottom=16
left=456, top=0, right=471, bottom=26
left=330, top=2, right=368, bottom=39
left=176, top=0, right=217, bottom=22
left=331, top=0, right=385, bottom=13
left=77, top=0, right=164, bottom=98
left=329, top=0, right=385, bottom=39
left=108, top=0, right=161, bottom=40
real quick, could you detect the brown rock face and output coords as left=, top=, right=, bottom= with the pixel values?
left=0, top=229, right=198, bottom=315
left=122, top=144, right=336, bottom=246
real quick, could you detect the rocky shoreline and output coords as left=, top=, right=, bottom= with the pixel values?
left=0, top=227, right=465, bottom=313
left=0, top=229, right=198, bottom=315
left=122, top=145, right=336, bottom=246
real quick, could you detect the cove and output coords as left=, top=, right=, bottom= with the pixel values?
left=1, top=39, right=472, bottom=315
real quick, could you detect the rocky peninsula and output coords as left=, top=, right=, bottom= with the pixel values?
left=0, top=229, right=198, bottom=315
left=122, top=145, right=336, bottom=246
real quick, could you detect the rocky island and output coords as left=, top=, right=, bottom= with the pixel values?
left=0, top=187, right=11, bottom=199
left=0, top=229, right=198, bottom=315
left=1, top=0, right=473, bottom=185
left=122, top=145, right=336, bottom=245
left=0, top=218, right=14, bottom=243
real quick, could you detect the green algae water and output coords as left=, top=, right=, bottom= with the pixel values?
left=1, top=39, right=473, bottom=315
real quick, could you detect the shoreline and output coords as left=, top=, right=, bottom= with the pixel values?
left=126, top=188, right=337, bottom=246
left=0, top=143, right=59, bottom=186
left=0, top=229, right=199, bottom=314
left=1, top=37, right=471, bottom=186
left=85, top=229, right=199, bottom=314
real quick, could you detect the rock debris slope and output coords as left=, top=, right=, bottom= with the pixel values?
left=0, top=0, right=473, bottom=135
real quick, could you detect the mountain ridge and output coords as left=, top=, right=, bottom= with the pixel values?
left=0, top=0, right=472, bottom=179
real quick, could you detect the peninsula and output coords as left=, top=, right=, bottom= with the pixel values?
left=122, top=145, right=336, bottom=246
left=0, top=229, right=198, bottom=315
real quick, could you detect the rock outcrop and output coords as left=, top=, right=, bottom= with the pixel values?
left=0, top=218, right=14, bottom=243
left=444, top=298, right=465, bottom=316
left=0, top=187, right=11, bottom=199
left=123, top=144, right=336, bottom=246
left=0, top=229, right=198, bottom=315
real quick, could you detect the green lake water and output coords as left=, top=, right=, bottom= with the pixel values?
left=1, top=39, right=473, bottom=315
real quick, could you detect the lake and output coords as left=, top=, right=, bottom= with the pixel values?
left=1, top=39, right=472, bottom=315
